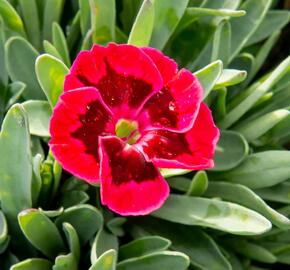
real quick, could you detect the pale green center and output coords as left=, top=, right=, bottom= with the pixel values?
left=115, top=119, right=139, bottom=144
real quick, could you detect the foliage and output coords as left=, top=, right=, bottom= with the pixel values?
left=0, top=0, right=289, bottom=269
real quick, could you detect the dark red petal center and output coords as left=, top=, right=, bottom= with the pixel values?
left=76, top=60, right=153, bottom=109
left=102, top=138, right=158, bottom=185
left=71, top=99, right=112, bottom=162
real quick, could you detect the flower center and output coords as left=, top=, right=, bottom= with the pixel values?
left=115, top=119, right=139, bottom=144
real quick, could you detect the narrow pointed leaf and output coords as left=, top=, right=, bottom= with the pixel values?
left=214, top=69, right=247, bottom=89
left=223, top=151, right=290, bottom=189
left=52, top=23, right=71, bottom=67
left=0, top=0, right=26, bottom=37
left=233, top=109, right=289, bottom=142
left=128, top=0, right=154, bottom=46
left=229, top=0, right=271, bottom=61
left=43, top=0, right=65, bottom=41
left=152, top=195, right=272, bottom=235
left=206, top=182, right=290, bottom=229
left=89, top=0, right=116, bottom=45
left=150, top=0, right=189, bottom=49
left=18, top=0, right=41, bottom=50
left=219, top=55, right=290, bottom=128
left=246, top=10, right=290, bottom=46
left=194, top=60, right=223, bottom=99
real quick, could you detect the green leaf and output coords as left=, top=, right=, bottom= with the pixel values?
left=256, top=182, right=290, bottom=204
left=107, top=217, right=126, bottom=237
left=223, top=151, right=290, bottom=189
left=35, top=54, right=69, bottom=107
left=205, top=182, right=290, bottom=229
left=91, top=228, right=118, bottom=263
left=152, top=195, right=272, bottom=235
left=31, top=154, right=43, bottom=206
left=43, top=40, right=63, bottom=60
left=55, top=204, right=103, bottom=246
left=0, top=0, right=26, bottom=37
left=10, top=258, right=53, bottom=270
left=117, top=251, right=190, bottom=270
left=244, top=30, right=280, bottom=86
left=212, top=130, right=249, bottom=171
left=0, top=17, right=8, bottom=89
left=225, top=238, right=277, bottom=263
left=186, top=171, right=208, bottom=196
left=214, top=69, right=247, bottom=89
left=53, top=253, right=77, bottom=270
left=89, top=0, right=116, bottom=45
left=62, top=223, right=80, bottom=259
left=22, top=100, right=51, bottom=137
left=52, top=159, right=62, bottom=198
left=43, top=0, right=65, bottom=41
left=186, top=7, right=246, bottom=18
left=0, top=105, right=32, bottom=234
left=18, top=209, right=66, bottom=259
left=150, top=0, right=189, bottom=49
left=229, top=0, right=272, bottom=62
left=160, top=168, right=190, bottom=178
left=194, top=60, right=223, bottom=99
left=59, top=190, right=89, bottom=208
left=119, top=236, right=171, bottom=261
left=52, top=23, right=71, bottom=67
left=79, top=0, right=91, bottom=36
left=233, top=109, right=289, bottom=142
left=66, top=11, right=81, bottom=52
left=211, top=20, right=231, bottom=66
left=213, top=87, right=227, bottom=121
left=166, top=177, right=191, bottom=192
left=4, top=81, right=26, bottom=110
left=219, top=55, right=290, bottom=128
left=128, top=0, right=154, bottom=46
left=246, top=10, right=290, bottom=46
left=228, top=53, right=254, bottom=93
left=89, top=249, right=117, bottom=270
left=175, top=6, right=245, bottom=38
left=0, top=211, right=8, bottom=246
left=39, top=207, right=64, bottom=218
left=53, top=223, right=80, bottom=270
left=5, top=37, right=44, bottom=100
left=18, top=0, right=41, bottom=50
left=132, top=219, right=232, bottom=270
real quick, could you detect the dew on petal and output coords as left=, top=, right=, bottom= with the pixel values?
left=168, top=101, right=176, bottom=111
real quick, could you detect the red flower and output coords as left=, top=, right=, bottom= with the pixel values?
left=49, top=43, right=219, bottom=216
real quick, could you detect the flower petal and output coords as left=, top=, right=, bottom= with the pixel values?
left=49, top=87, right=114, bottom=182
left=138, top=69, right=203, bottom=133
left=64, top=43, right=163, bottom=118
left=137, top=103, right=220, bottom=169
left=99, top=136, right=169, bottom=216
left=142, top=47, right=178, bottom=85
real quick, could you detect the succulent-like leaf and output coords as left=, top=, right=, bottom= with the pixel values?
left=152, top=195, right=272, bottom=235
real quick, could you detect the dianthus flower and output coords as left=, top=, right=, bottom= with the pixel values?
left=49, top=43, right=219, bottom=215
